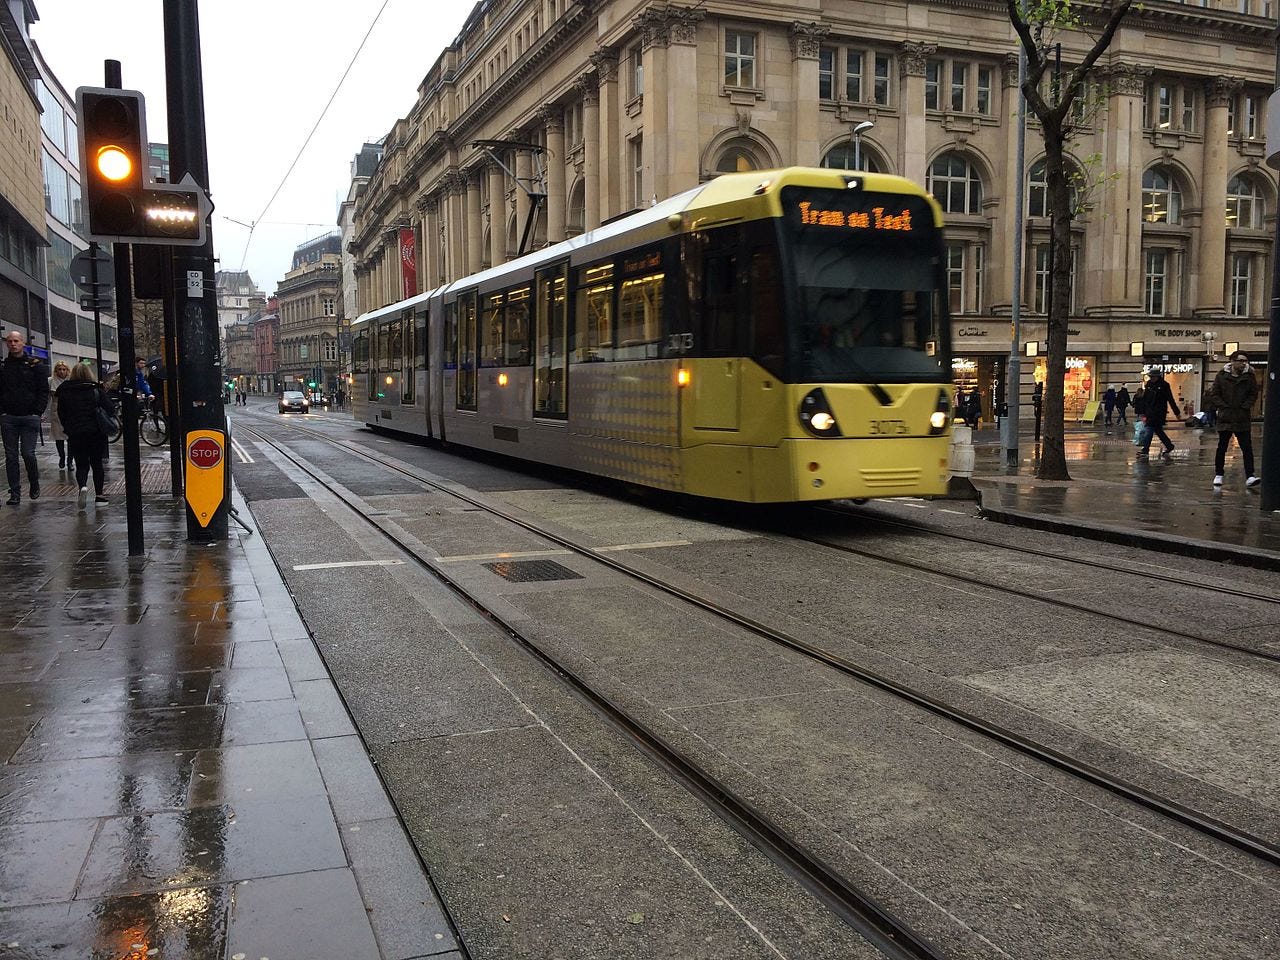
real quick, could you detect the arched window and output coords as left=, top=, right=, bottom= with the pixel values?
left=1027, top=159, right=1080, bottom=218
left=1142, top=167, right=1182, bottom=224
left=821, top=140, right=882, bottom=173
left=714, top=138, right=765, bottom=173
left=566, top=180, right=585, bottom=236
left=928, top=153, right=982, bottom=215
left=1227, top=175, right=1265, bottom=230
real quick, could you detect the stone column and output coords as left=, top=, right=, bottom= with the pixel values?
left=588, top=53, right=616, bottom=225
left=665, top=8, right=706, bottom=195
left=488, top=160, right=507, bottom=266
left=514, top=145, right=532, bottom=254
left=443, top=170, right=467, bottom=283
left=422, top=198, right=440, bottom=290
left=635, top=8, right=669, bottom=206
left=1099, top=64, right=1150, bottom=309
left=1195, top=76, right=1242, bottom=316
left=542, top=106, right=567, bottom=243
left=989, top=54, right=1023, bottom=314
left=789, top=22, right=829, bottom=167
left=466, top=169, right=484, bottom=275
left=579, top=72, right=603, bottom=228
left=899, top=42, right=935, bottom=185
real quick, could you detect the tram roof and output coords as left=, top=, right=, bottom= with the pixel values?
left=351, top=167, right=935, bottom=328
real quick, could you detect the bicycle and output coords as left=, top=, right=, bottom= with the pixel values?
left=108, top=394, right=169, bottom=447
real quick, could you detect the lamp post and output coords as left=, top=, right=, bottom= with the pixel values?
left=852, top=120, right=874, bottom=170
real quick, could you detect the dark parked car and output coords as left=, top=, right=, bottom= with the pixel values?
left=278, top=390, right=309, bottom=414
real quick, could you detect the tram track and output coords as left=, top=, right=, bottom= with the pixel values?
left=238, top=419, right=945, bottom=960
left=823, top=503, right=1280, bottom=608
left=781, top=512, right=1280, bottom=668
left=238, top=411, right=1280, bottom=883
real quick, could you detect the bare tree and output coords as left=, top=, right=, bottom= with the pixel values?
left=1007, top=0, right=1132, bottom=480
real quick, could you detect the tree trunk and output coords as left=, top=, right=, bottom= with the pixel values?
left=1036, top=126, right=1074, bottom=480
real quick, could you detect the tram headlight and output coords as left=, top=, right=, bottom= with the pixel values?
left=799, top=389, right=842, bottom=437
left=929, top=390, right=950, bottom=435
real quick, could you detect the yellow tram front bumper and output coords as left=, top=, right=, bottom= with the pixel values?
left=682, top=435, right=953, bottom=503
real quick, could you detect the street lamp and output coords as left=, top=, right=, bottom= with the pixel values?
left=852, top=120, right=875, bottom=171
left=1202, top=330, right=1217, bottom=357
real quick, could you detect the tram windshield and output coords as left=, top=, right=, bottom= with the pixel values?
left=781, top=187, right=949, bottom=384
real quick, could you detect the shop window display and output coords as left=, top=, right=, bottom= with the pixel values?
left=1034, top=355, right=1095, bottom=419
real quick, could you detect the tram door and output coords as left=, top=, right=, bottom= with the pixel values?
left=692, top=244, right=741, bottom=431
left=535, top=263, right=568, bottom=418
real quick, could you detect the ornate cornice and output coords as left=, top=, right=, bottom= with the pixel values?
left=789, top=21, right=830, bottom=61
left=1206, top=75, right=1244, bottom=108
left=899, top=41, right=937, bottom=79
left=633, top=3, right=705, bottom=50
left=590, top=49, right=618, bottom=85
left=575, top=73, right=600, bottom=105
left=1102, top=62, right=1152, bottom=98
left=538, top=104, right=564, bottom=133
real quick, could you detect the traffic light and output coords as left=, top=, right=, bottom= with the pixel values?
left=76, top=86, right=211, bottom=246
left=78, top=87, right=146, bottom=239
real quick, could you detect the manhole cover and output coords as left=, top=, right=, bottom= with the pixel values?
left=484, top=559, right=583, bottom=582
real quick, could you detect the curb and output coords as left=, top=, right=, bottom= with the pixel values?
left=978, top=499, right=1280, bottom=573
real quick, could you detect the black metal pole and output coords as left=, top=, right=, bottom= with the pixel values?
left=89, top=241, right=104, bottom=378
left=163, top=0, right=227, bottom=540
left=104, top=60, right=145, bottom=556
left=1261, top=36, right=1280, bottom=511
left=162, top=247, right=183, bottom=496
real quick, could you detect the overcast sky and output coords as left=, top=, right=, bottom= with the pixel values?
left=33, top=0, right=476, bottom=297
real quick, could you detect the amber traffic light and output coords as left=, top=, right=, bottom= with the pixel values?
left=75, top=86, right=210, bottom=246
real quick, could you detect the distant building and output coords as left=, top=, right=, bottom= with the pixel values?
left=148, top=142, right=169, bottom=183
left=253, top=297, right=279, bottom=394
left=339, top=143, right=382, bottom=329
left=214, top=270, right=265, bottom=341
left=0, top=1, right=51, bottom=355
left=291, top=232, right=342, bottom=271
left=34, top=42, right=119, bottom=373
left=223, top=319, right=255, bottom=394
left=277, top=243, right=342, bottom=396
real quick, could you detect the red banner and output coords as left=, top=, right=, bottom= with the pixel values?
left=399, top=228, right=417, bottom=299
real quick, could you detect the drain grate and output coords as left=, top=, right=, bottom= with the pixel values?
left=484, top=559, right=583, bottom=582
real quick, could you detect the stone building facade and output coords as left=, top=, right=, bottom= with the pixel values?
left=0, top=1, right=50, bottom=352
left=276, top=249, right=343, bottom=397
left=348, top=0, right=1276, bottom=417
left=253, top=298, right=279, bottom=395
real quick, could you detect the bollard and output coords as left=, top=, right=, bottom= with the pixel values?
left=946, top=423, right=980, bottom=499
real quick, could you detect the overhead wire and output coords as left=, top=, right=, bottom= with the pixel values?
left=236, top=0, right=393, bottom=270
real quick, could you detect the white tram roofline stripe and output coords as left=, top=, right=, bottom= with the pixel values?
left=596, top=540, right=692, bottom=552
left=436, top=549, right=572, bottom=563
left=292, top=559, right=406, bottom=570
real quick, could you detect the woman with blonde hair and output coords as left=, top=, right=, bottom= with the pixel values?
left=56, top=362, right=113, bottom=505
left=48, top=360, right=73, bottom=472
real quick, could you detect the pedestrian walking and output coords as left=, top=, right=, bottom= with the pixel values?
left=56, top=363, right=112, bottom=505
left=0, top=330, right=49, bottom=504
left=1116, top=385, right=1130, bottom=425
left=1102, top=385, right=1117, bottom=427
left=1207, top=351, right=1259, bottom=488
left=964, top=389, right=982, bottom=428
left=48, top=360, right=73, bottom=473
left=1136, top=370, right=1179, bottom=459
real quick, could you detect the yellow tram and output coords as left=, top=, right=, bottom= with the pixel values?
left=351, top=167, right=953, bottom=503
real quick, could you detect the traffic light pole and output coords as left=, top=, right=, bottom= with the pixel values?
left=163, top=0, right=227, bottom=541
left=103, top=60, right=146, bottom=557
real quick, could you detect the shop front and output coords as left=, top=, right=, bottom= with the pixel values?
left=1141, top=358, right=1204, bottom=417
left=951, top=354, right=1006, bottom=425
left=1034, top=354, right=1097, bottom=420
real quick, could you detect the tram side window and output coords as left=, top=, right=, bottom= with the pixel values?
left=572, top=262, right=614, bottom=362
left=414, top=308, right=427, bottom=368
left=403, top=309, right=422, bottom=404
left=702, top=254, right=739, bottom=356
left=444, top=301, right=458, bottom=370
left=481, top=293, right=504, bottom=368
left=386, top=320, right=402, bottom=371
left=616, top=272, right=663, bottom=360
left=367, top=325, right=379, bottom=401
left=505, top=286, right=531, bottom=365
left=535, top=266, right=568, bottom=416
left=458, top=292, right=478, bottom=409
left=750, top=249, right=785, bottom=377
left=354, top=330, right=369, bottom=374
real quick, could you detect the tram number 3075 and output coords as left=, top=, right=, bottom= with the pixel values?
left=667, top=332, right=694, bottom=352
left=869, top=419, right=909, bottom=435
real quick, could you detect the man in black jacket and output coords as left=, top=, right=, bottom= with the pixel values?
left=1136, top=368, right=1180, bottom=460
left=0, top=330, right=49, bottom=504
